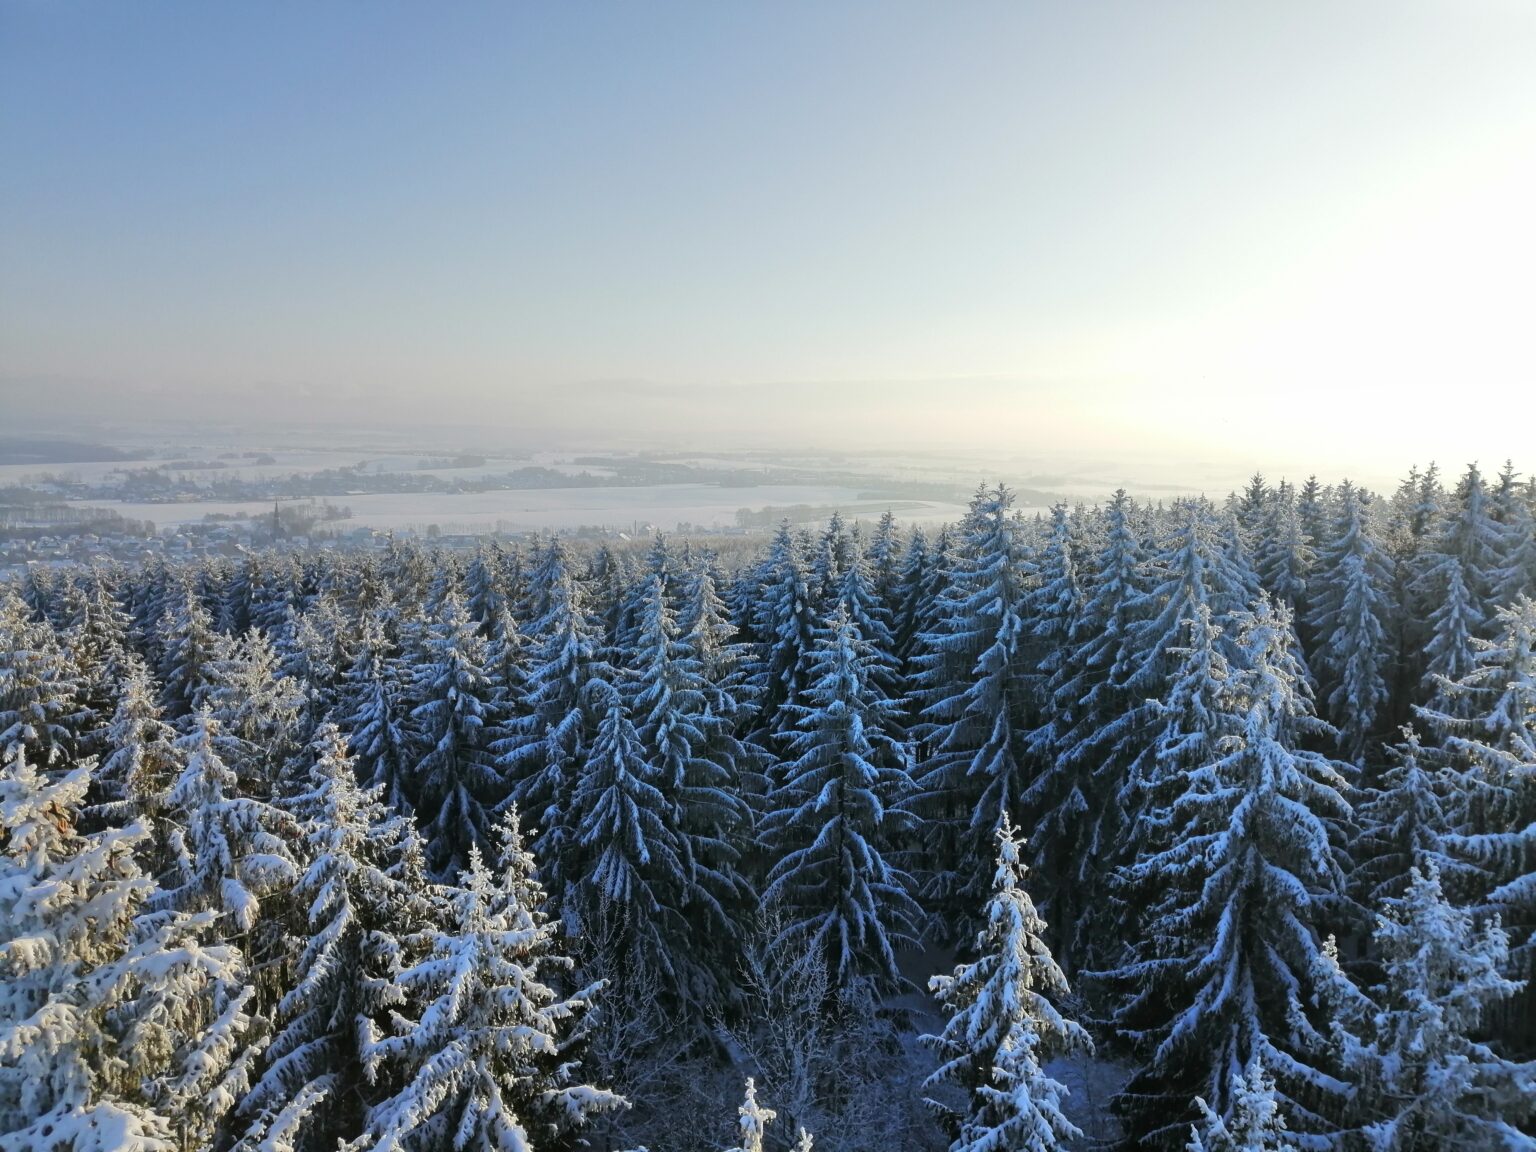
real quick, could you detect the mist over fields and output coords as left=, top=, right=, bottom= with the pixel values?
left=4, top=375, right=1502, bottom=499
left=0, top=405, right=1426, bottom=541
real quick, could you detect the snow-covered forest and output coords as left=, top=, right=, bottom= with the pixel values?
left=4, top=463, right=1536, bottom=1152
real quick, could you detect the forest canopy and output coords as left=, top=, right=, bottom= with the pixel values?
left=2, top=463, right=1535, bottom=1151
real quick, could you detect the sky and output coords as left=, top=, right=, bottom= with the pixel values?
left=3, top=1, right=1535, bottom=474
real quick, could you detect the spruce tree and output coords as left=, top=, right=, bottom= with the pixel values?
left=764, top=607, right=918, bottom=990
left=240, top=725, right=436, bottom=1152
left=1421, top=556, right=1480, bottom=714
left=589, top=543, right=636, bottom=655
left=91, top=652, right=182, bottom=850
left=249, top=554, right=304, bottom=636
left=564, top=677, right=695, bottom=1003
left=352, top=831, right=624, bottom=1152
left=1434, top=462, right=1504, bottom=630
left=1392, top=465, right=1448, bottom=703
left=830, top=550, right=900, bottom=703
left=483, top=603, right=532, bottom=730
left=1041, top=497, right=1250, bottom=968
left=0, top=748, right=175, bottom=1151
left=1112, top=604, right=1235, bottom=943
left=219, top=553, right=262, bottom=637
left=1125, top=497, right=1255, bottom=697
left=1323, top=863, right=1536, bottom=1150
left=0, top=746, right=265, bottom=1152
left=1493, top=466, right=1536, bottom=606
left=58, top=566, right=134, bottom=737
left=403, top=592, right=504, bottom=878
left=1233, top=473, right=1270, bottom=552
left=335, top=615, right=413, bottom=815
left=1254, top=480, right=1311, bottom=612
left=1025, top=490, right=1149, bottom=820
left=628, top=575, right=753, bottom=996
left=1306, top=481, right=1395, bottom=761
left=810, top=511, right=855, bottom=613
left=1296, top=477, right=1329, bottom=558
left=157, top=708, right=299, bottom=937
left=911, top=485, right=1033, bottom=925
left=1018, top=502, right=1113, bottom=966
left=1350, top=728, right=1461, bottom=906
left=495, top=540, right=606, bottom=885
left=1107, top=601, right=1353, bottom=1149
left=1022, top=504, right=1081, bottom=698
left=1184, top=1060, right=1293, bottom=1152
left=676, top=560, right=753, bottom=713
left=750, top=521, right=820, bottom=749
left=0, top=588, right=91, bottom=767
left=16, top=565, right=57, bottom=624
left=1403, top=463, right=1500, bottom=697
left=125, top=557, right=175, bottom=664
left=156, top=584, right=224, bottom=719
left=865, top=509, right=903, bottom=613
left=463, top=543, right=509, bottom=636
left=1411, top=464, right=1446, bottom=540
left=1414, top=596, right=1536, bottom=956
left=613, top=532, right=681, bottom=658
left=204, top=628, right=305, bottom=787
left=274, top=596, right=348, bottom=744
left=922, top=815, right=1091, bottom=1152
left=891, top=526, right=934, bottom=666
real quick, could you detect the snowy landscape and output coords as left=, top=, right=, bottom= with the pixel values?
left=7, top=2, right=1536, bottom=1149
left=4, top=467, right=1536, bottom=1150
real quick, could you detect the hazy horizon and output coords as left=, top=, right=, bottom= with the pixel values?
left=4, top=2, right=1535, bottom=476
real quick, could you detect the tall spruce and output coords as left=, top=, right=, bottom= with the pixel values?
left=1107, top=601, right=1353, bottom=1149
left=750, top=522, right=820, bottom=750
left=1322, top=863, right=1536, bottom=1150
left=911, top=485, right=1033, bottom=928
left=1306, top=481, right=1396, bottom=762
left=336, top=615, right=414, bottom=814
left=403, top=592, right=504, bottom=878
left=157, top=708, right=299, bottom=940
left=1350, top=728, right=1461, bottom=906
left=352, top=824, right=624, bottom=1152
left=1414, top=596, right=1536, bottom=956
left=764, top=607, right=919, bottom=990
left=922, top=815, right=1091, bottom=1152
left=495, top=537, right=606, bottom=889
left=91, top=651, right=182, bottom=850
left=1493, top=464, right=1536, bottom=606
left=0, top=588, right=91, bottom=767
left=628, top=575, right=753, bottom=998
left=1254, top=480, right=1312, bottom=612
left=0, top=746, right=267, bottom=1152
left=157, top=584, right=225, bottom=719
left=240, top=725, right=436, bottom=1152
left=563, top=676, right=697, bottom=1006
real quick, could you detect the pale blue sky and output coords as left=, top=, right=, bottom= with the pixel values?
left=3, top=2, right=1534, bottom=464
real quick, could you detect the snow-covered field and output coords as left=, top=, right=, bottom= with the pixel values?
left=69, top=484, right=976, bottom=533
left=5, top=431, right=1388, bottom=509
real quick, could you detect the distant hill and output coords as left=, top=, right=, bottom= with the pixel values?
left=0, top=437, right=136, bottom=465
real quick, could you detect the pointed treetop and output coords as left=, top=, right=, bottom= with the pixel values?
left=733, top=1078, right=777, bottom=1152
left=1186, top=1057, right=1290, bottom=1152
